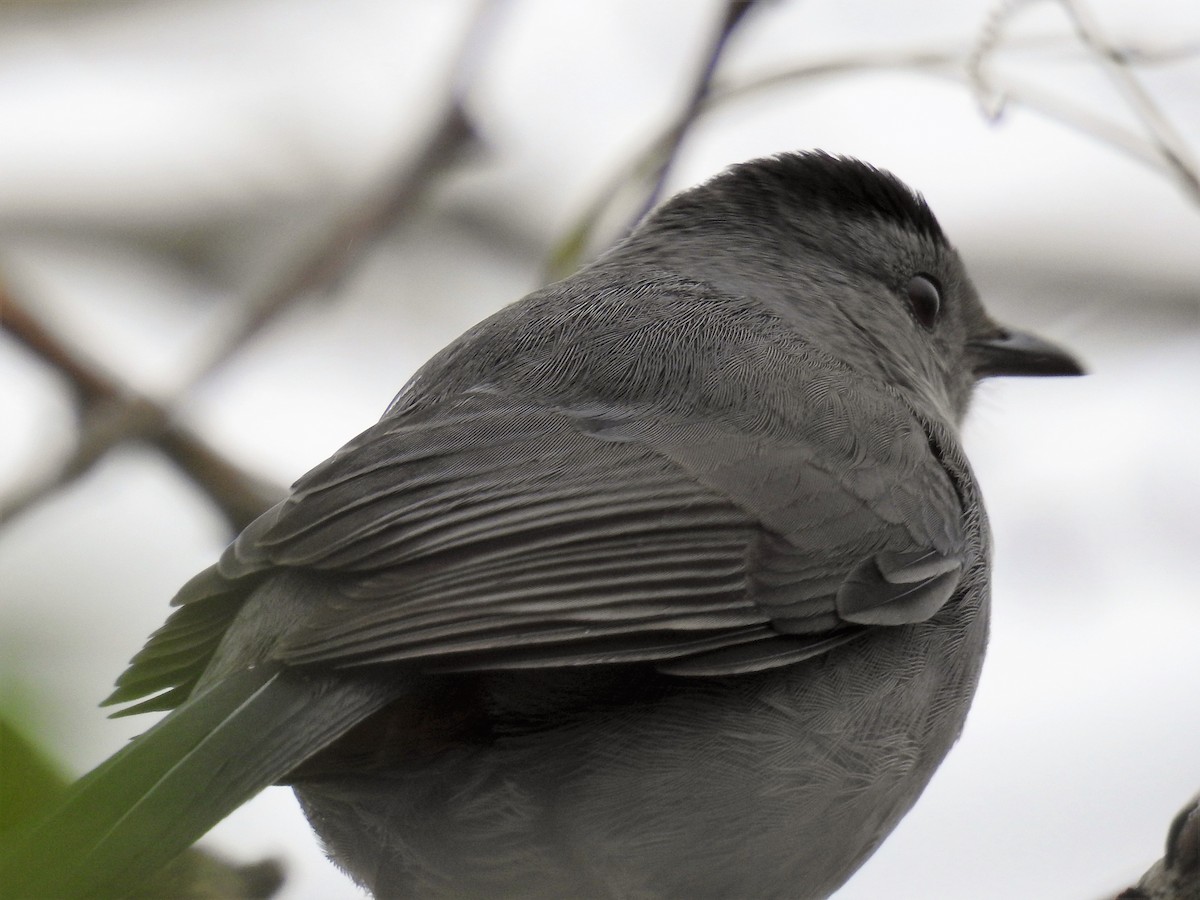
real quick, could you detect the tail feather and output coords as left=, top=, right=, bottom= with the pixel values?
left=0, top=665, right=394, bottom=900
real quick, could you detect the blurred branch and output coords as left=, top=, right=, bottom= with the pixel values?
left=969, top=0, right=1200, bottom=205
left=970, top=71, right=1176, bottom=171
left=547, top=0, right=761, bottom=279
left=0, top=1, right=504, bottom=531
left=547, top=44, right=966, bottom=278
left=0, top=288, right=285, bottom=530
left=186, top=102, right=477, bottom=386
left=1059, top=0, right=1200, bottom=204
left=184, top=0, right=501, bottom=386
left=627, top=0, right=761, bottom=228
left=551, top=19, right=1199, bottom=278
left=967, top=0, right=1029, bottom=119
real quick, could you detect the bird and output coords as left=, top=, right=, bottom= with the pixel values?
left=0, top=151, right=1083, bottom=899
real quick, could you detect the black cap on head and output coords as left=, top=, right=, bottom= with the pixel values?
left=651, top=151, right=947, bottom=247
left=737, top=152, right=947, bottom=245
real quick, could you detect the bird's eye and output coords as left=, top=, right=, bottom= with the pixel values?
left=905, top=274, right=942, bottom=330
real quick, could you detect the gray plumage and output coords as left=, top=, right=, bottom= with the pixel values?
left=0, top=152, right=1082, bottom=899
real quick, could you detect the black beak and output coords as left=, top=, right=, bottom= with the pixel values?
left=969, top=328, right=1085, bottom=379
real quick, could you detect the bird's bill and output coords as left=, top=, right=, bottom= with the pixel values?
left=969, top=328, right=1085, bottom=378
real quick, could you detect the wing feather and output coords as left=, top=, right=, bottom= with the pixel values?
left=109, top=376, right=973, bottom=709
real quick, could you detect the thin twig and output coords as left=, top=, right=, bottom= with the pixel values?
left=186, top=102, right=478, bottom=387
left=1058, top=0, right=1200, bottom=204
left=184, top=0, right=500, bottom=386
left=735, top=42, right=1196, bottom=197
left=546, top=44, right=967, bottom=279
left=548, top=29, right=1199, bottom=279
left=1113, top=41, right=1200, bottom=66
left=627, top=0, right=761, bottom=229
left=0, top=289, right=284, bottom=529
left=546, top=0, right=760, bottom=279
left=968, top=0, right=1199, bottom=204
left=967, top=0, right=1033, bottom=120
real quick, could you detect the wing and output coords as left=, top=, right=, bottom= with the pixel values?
left=109, top=372, right=971, bottom=713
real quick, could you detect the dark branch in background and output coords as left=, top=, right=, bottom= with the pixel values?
left=1, top=294, right=113, bottom=405
left=0, top=290, right=284, bottom=530
left=545, top=0, right=762, bottom=280
left=546, top=44, right=967, bottom=280
left=626, top=0, right=761, bottom=228
left=187, top=102, right=477, bottom=387
left=0, top=0, right=501, bottom=532
left=184, top=0, right=500, bottom=385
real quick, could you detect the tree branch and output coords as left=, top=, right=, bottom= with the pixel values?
left=627, top=0, right=762, bottom=228
left=183, top=0, right=501, bottom=387
left=549, top=26, right=1199, bottom=279
left=969, top=0, right=1200, bottom=205
left=0, top=1, right=504, bottom=530
left=1, top=288, right=284, bottom=530
left=1059, top=0, right=1200, bottom=205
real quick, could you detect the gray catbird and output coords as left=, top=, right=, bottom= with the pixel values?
left=0, top=152, right=1083, bottom=899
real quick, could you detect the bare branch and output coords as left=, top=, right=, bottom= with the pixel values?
left=544, top=1, right=763, bottom=280
left=1059, top=0, right=1200, bottom=204
left=968, top=0, right=1200, bottom=205
left=187, top=103, right=477, bottom=387
left=974, top=72, right=1171, bottom=170
left=0, top=288, right=283, bottom=530
left=546, top=44, right=967, bottom=279
left=184, top=0, right=501, bottom=387
left=1, top=295, right=114, bottom=407
left=967, top=0, right=1035, bottom=120
left=627, top=0, right=761, bottom=228
left=549, top=23, right=1200, bottom=280
left=0, top=2, right=507, bottom=529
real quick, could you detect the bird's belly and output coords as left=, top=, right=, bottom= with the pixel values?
left=296, top=610, right=987, bottom=899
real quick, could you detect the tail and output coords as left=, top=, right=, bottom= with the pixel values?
left=0, top=664, right=394, bottom=900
